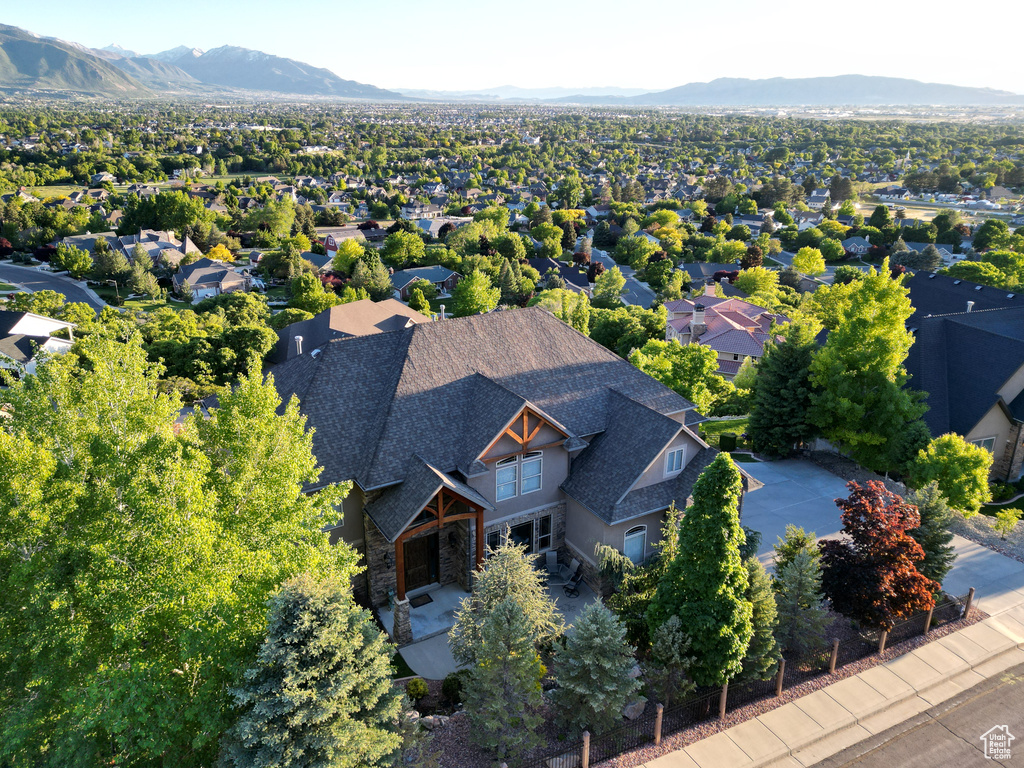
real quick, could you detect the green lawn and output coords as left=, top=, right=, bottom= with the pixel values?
left=92, top=285, right=184, bottom=313
left=982, top=497, right=1024, bottom=517
left=0, top=282, right=17, bottom=291
left=264, top=285, right=289, bottom=301
left=730, top=452, right=759, bottom=463
left=699, top=418, right=751, bottom=450
left=392, top=651, right=416, bottom=679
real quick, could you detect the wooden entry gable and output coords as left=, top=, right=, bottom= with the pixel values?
left=394, top=486, right=484, bottom=601
left=480, top=405, right=569, bottom=465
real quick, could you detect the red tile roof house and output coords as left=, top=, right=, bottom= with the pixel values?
left=664, top=284, right=787, bottom=378
left=270, top=307, right=760, bottom=646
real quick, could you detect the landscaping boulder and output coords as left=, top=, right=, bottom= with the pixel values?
left=622, top=697, right=647, bottom=721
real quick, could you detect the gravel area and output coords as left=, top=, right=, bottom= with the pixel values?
left=806, top=451, right=908, bottom=496
left=950, top=512, right=1024, bottom=564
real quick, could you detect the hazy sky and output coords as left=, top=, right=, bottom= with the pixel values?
left=7, top=0, right=1024, bottom=94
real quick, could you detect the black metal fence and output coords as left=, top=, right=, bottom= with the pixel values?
left=515, top=589, right=974, bottom=768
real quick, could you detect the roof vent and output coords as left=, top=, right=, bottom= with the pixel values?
left=1008, top=293, right=1016, bottom=299
left=966, top=301, right=975, bottom=313
left=311, top=348, right=322, bottom=359
left=294, top=335, right=303, bottom=356
left=928, top=273, right=936, bottom=279
left=974, top=285, right=982, bottom=291
left=953, top=280, right=961, bottom=285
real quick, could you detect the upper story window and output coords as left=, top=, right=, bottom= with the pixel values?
left=665, top=446, right=686, bottom=475
left=496, top=456, right=518, bottom=501
left=495, top=451, right=543, bottom=500
left=970, top=437, right=996, bottom=453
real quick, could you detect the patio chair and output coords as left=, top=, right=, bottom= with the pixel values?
left=558, top=558, right=580, bottom=583
left=563, top=570, right=583, bottom=598
left=545, top=550, right=560, bottom=577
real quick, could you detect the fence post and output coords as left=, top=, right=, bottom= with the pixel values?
left=581, top=731, right=590, bottom=768
left=775, top=658, right=786, bottom=697
left=829, top=638, right=840, bottom=674
left=964, top=587, right=976, bottom=619
left=923, top=604, right=935, bottom=634
left=719, top=682, right=728, bottom=720
left=878, top=630, right=888, bottom=654
left=654, top=703, right=664, bottom=746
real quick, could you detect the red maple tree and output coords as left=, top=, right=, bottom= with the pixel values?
left=821, top=481, right=938, bottom=631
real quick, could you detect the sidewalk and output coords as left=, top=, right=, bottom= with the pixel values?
left=641, top=605, right=1024, bottom=768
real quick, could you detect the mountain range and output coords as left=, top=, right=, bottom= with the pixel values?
left=0, top=23, right=1021, bottom=106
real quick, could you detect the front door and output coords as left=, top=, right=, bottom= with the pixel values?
left=403, top=532, right=439, bottom=593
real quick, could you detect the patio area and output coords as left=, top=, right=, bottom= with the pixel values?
left=392, top=576, right=600, bottom=679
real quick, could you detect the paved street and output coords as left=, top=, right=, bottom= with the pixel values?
left=0, top=263, right=107, bottom=312
left=591, top=247, right=657, bottom=308
left=814, top=661, right=1024, bottom=767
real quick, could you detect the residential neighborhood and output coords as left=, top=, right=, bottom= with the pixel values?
left=1, top=23, right=1024, bottom=768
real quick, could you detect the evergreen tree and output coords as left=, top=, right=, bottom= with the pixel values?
left=647, top=454, right=753, bottom=687
left=464, top=598, right=545, bottom=760
left=129, top=258, right=159, bottom=297
left=739, top=558, right=780, bottom=681
left=775, top=549, right=830, bottom=657
left=772, top=524, right=820, bottom=578
left=497, top=259, right=520, bottom=305
left=349, top=255, right=393, bottom=301
left=552, top=602, right=641, bottom=735
left=221, top=574, right=403, bottom=768
left=448, top=535, right=562, bottom=667
left=93, top=246, right=132, bottom=285
left=645, top=615, right=696, bottom=707
left=407, top=287, right=431, bottom=316
left=907, top=481, right=957, bottom=588
left=747, top=317, right=819, bottom=457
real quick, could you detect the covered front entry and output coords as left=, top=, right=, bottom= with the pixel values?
left=403, top=531, right=439, bottom=592
left=394, top=487, right=485, bottom=601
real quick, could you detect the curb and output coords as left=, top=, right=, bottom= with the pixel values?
left=755, top=638, right=1024, bottom=768
left=643, top=615, right=1024, bottom=768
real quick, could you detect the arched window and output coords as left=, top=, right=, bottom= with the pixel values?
left=624, top=525, right=647, bottom=565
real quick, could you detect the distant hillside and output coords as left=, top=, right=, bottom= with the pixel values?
left=152, top=44, right=408, bottom=100
left=552, top=75, right=1024, bottom=106
left=0, top=24, right=149, bottom=96
left=88, top=46, right=203, bottom=91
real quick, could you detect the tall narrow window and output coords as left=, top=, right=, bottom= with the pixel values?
left=624, top=525, right=647, bottom=565
left=537, top=515, right=552, bottom=551
left=496, top=456, right=518, bottom=501
left=521, top=451, right=543, bottom=494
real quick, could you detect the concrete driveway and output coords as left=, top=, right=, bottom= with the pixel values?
left=741, top=458, right=1024, bottom=617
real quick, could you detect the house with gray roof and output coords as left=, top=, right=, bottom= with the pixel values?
left=390, top=265, right=460, bottom=299
left=0, top=310, right=75, bottom=377
left=270, top=308, right=757, bottom=645
left=172, top=258, right=247, bottom=303
left=906, top=306, right=1024, bottom=481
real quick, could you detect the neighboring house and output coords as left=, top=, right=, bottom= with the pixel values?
left=391, top=265, right=460, bottom=300
left=905, top=272, right=1020, bottom=325
left=270, top=308, right=759, bottom=645
left=172, top=258, right=247, bottom=302
left=664, top=284, right=786, bottom=377
left=528, top=257, right=592, bottom=296
left=399, top=201, right=442, bottom=220
left=842, top=236, right=872, bottom=255
left=878, top=186, right=912, bottom=201
left=300, top=250, right=334, bottom=273
left=793, top=210, right=825, bottom=231
left=906, top=306, right=1024, bottom=481
left=272, top=298, right=429, bottom=362
left=0, top=310, right=75, bottom=377
left=585, top=204, right=613, bottom=220
left=807, top=189, right=831, bottom=210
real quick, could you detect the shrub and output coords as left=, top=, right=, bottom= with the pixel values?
left=406, top=677, right=429, bottom=703
left=719, top=432, right=737, bottom=451
left=441, top=671, right=468, bottom=704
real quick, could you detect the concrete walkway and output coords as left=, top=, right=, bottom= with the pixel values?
left=640, top=457, right=1024, bottom=768
left=642, top=609, right=1024, bottom=768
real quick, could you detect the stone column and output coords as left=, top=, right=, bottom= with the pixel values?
left=393, top=598, right=413, bottom=647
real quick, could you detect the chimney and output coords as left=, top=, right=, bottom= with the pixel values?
left=294, top=335, right=303, bottom=356
left=966, top=301, right=974, bottom=313
left=691, top=303, right=707, bottom=338
left=704, top=282, right=716, bottom=297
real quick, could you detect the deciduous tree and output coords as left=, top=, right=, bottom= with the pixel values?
left=821, top=482, right=938, bottom=631
left=907, top=434, right=993, bottom=516
left=451, top=269, right=500, bottom=317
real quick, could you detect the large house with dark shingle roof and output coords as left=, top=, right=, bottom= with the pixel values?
left=0, top=310, right=75, bottom=377
left=664, top=285, right=786, bottom=378
left=906, top=306, right=1024, bottom=482
left=271, top=307, right=756, bottom=645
